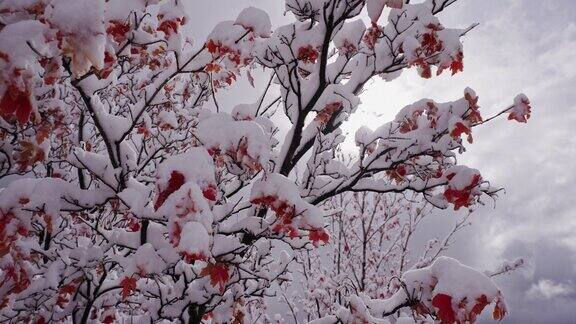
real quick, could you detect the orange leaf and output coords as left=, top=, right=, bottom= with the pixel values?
left=493, top=298, right=507, bottom=320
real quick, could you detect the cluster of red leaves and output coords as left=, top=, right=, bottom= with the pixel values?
left=250, top=195, right=298, bottom=238
left=363, top=22, right=382, bottom=50
left=410, top=23, right=445, bottom=78
left=421, top=24, right=445, bottom=56
left=428, top=293, right=506, bottom=324
left=314, top=102, right=342, bottom=124
left=204, top=38, right=251, bottom=89
left=212, top=71, right=237, bottom=88
left=0, top=83, right=34, bottom=124
left=408, top=23, right=465, bottom=78
left=206, top=39, right=243, bottom=66
left=200, top=262, right=229, bottom=293
left=127, top=45, right=172, bottom=73
left=443, top=173, right=482, bottom=210
left=398, top=102, right=438, bottom=134
left=399, top=110, right=422, bottom=133
left=207, top=138, right=262, bottom=174
left=0, top=211, right=31, bottom=307
left=0, top=212, right=27, bottom=258
left=157, top=16, right=186, bottom=38
left=0, top=265, right=30, bottom=309
left=297, top=45, right=319, bottom=64
left=106, top=20, right=131, bottom=43
left=154, top=170, right=186, bottom=210
left=338, top=39, right=358, bottom=56
left=205, top=62, right=222, bottom=73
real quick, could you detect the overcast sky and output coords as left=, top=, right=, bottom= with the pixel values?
left=186, top=1, right=576, bottom=322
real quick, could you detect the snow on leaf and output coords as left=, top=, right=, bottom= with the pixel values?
left=508, top=94, right=531, bottom=123
left=367, top=0, right=385, bottom=22
left=443, top=171, right=482, bottom=210
left=234, top=7, right=272, bottom=38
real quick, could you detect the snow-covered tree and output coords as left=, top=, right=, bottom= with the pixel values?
left=0, top=0, right=531, bottom=323
left=291, top=191, right=523, bottom=322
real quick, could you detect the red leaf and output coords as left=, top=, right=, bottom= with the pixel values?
left=450, top=52, right=464, bottom=75
left=314, top=102, right=342, bottom=124
left=432, top=293, right=456, bottom=324
left=309, top=229, right=329, bottom=247
left=450, top=121, right=472, bottom=143
left=98, top=52, right=116, bottom=79
left=202, top=185, right=217, bottom=201
left=155, top=170, right=186, bottom=210
left=107, top=20, right=131, bottom=43
left=206, top=39, right=219, bottom=54
left=157, top=19, right=180, bottom=37
left=493, top=297, right=507, bottom=320
left=200, top=263, right=229, bottom=293
left=205, top=63, right=221, bottom=73
left=0, top=84, right=33, bottom=124
left=470, top=295, right=490, bottom=321
left=120, top=276, right=137, bottom=300
left=363, top=23, right=382, bottom=50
